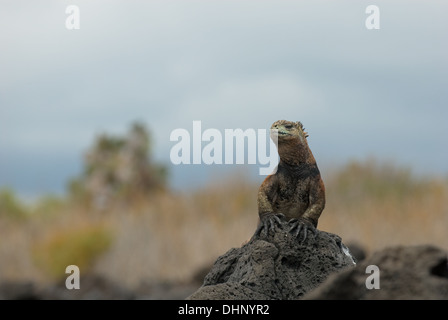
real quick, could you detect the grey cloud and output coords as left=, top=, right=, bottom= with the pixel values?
left=0, top=1, right=447, bottom=196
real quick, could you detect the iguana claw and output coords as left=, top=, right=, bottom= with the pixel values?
left=254, top=213, right=285, bottom=238
left=288, top=218, right=316, bottom=243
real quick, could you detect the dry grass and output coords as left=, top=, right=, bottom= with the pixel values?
left=320, top=160, right=448, bottom=253
left=0, top=160, right=447, bottom=290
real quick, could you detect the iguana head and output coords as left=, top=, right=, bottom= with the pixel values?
left=270, top=120, right=315, bottom=165
left=270, top=120, right=309, bottom=143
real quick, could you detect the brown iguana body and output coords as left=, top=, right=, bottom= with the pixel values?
left=256, top=120, right=325, bottom=240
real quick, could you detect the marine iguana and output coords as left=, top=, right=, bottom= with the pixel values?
left=256, top=120, right=326, bottom=241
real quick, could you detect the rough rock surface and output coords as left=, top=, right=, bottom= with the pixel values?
left=304, top=244, right=448, bottom=300
left=187, top=220, right=356, bottom=300
left=0, top=275, right=135, bottom=300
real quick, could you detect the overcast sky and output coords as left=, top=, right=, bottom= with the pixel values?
left=1, top=1, right=447, bottom=199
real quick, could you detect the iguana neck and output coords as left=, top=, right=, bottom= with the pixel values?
left=277, top=138, right=316, bottom=166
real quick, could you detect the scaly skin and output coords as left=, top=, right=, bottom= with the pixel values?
left=256, top=120, right=326, bottom=241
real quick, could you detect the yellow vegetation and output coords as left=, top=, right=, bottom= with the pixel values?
left=32, top=224, right=113, bottom=279
left=0, top=159, right=446, bottom=290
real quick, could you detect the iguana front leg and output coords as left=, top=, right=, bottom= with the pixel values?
left=289, top=177, right=325, bottom=242
left=255, top=175, right=284, bottom=237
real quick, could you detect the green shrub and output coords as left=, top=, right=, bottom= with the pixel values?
left=68, top=122, right=168, bottom=208
left=32, top=224, right=114, bottom=279
left=0, top=188, right=27, bottom=219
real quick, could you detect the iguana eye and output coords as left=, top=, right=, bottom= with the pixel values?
left=284, top=124, right=293, bottom=129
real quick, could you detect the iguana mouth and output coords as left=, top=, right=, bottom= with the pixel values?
left=271, top=130, right=288, bottom=136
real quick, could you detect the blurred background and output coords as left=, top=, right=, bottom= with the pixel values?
left=0, top=1, right=447, bottom=299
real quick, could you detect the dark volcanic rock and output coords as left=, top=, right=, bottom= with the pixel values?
left=304, top=244, right=448, bottom=300
left=135, top=281, right=200, bottom=300
left=187, top=220, right=356, bottom=300
left=0, top=274, right=135, bottom=300
left=0, top=281, right=39, bottom=300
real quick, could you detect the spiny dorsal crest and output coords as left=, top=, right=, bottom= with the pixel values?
left=296, top=121, right=309, bottom=138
